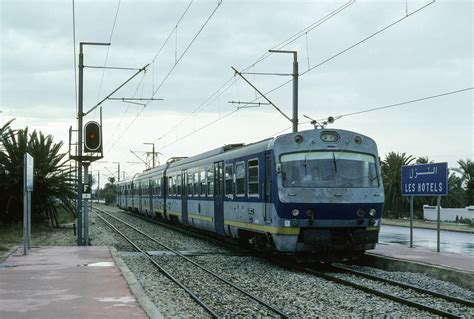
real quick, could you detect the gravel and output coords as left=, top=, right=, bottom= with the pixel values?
left=93, top=205, right=474, bottom=318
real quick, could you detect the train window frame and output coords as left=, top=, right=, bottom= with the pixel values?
left=207, top=167, right=214, bottom=196
left=248, top=159, right=259, bottom=197
left=235, top=161, right=245, bottom=197
left=224, top=164, right=234, bottom=198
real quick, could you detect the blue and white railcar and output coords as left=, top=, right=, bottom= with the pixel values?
left=117, top=128, right=384, bottom=257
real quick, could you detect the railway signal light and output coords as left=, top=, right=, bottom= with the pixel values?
left=84, top=121, right=102, bottom=153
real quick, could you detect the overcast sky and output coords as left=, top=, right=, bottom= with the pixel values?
left=1, top=0, right=472, bottom=186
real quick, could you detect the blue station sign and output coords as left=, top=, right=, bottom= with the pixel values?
left=401, top=162, right=448, bottom=196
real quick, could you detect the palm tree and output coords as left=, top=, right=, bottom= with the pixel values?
left=453, top=159, right=474, bottom=205
left=0, top=126, right=75, bottom=226
left=381, top=152, right=414, bottom=218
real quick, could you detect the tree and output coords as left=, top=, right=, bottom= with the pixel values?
left=381, top=152, right=414, bottom=218
left=100, top=176, right=117, bottom=205
left=0, top=124, right=75, bottom=226
left=453, top=159, right=474, bottom=205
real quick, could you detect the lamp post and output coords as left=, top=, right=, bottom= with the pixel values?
left=268, top=49, right=298, bottom=133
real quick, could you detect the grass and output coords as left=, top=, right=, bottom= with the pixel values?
left=0, top=208, right=77, bottom=253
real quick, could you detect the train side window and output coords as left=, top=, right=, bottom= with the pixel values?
left=194, top=172, right=199, bottom=196
left=168, top=176, right=173, bottom=196
left=235, top=161, right=245, bottom=197
left=207, top=167, right=214, bottom=196
left=248, top=159, right=259, bottom=197
left=173, top=175, right=178, bottom=196
left=225, top=164, right=233, bottom=197
left=176, top=175, right=182, bottom=196
left=200, top=170, right=206, bottom=196
left=187, top=172, right=193, bottom=197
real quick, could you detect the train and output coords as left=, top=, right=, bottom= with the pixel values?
left=116, top=128, right=384, bottom=260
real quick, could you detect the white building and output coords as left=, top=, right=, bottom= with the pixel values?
left=423, top=205, right=474, bottom=222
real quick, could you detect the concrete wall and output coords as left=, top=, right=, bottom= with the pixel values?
left=423, top=205, right=474, bottom=222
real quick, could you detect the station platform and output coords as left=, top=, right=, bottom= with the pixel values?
left=364, top=243, right=474, bottom=290
left=0, top=246, right=148, bottom=319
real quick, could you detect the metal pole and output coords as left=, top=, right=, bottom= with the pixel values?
left=77, top=43, right=84, bottom=246
left=292, top=52, right=298, bottom=133
left=23, top=188, right=27, bottom=255
left=409, top=196, right=413, bottom=248
left=84, top=164, right=89, bottom=246
left=97, top=170, right=100, bottom=203
left=27, top=192, right=31, bottom=249
left=152, top=144, right=155, bottom=168
left=437, top=196, right=441, bottom=252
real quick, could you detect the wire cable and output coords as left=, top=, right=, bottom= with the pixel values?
left=328, top=87, right=474, bottom=121
left=96, top=0, right=122, bottom=103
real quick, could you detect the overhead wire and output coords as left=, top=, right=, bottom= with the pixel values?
left=154, top=0, right=437, bottom=150
left=323, top=87, right=474, bottom=121
left=96, top=0, right=122, bottom=105
left=152, top=0, right=354, bottom=143
left=107, top=1, right=222, bottom=152
left=106, top=0, right=194, bottom=150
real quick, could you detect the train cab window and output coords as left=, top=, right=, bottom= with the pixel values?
left=187, top=172, right=193, bottom=196
left=207, top=167, right=214, bottom=196
left=225, top=164, right=234, bottom=197
left=200, top=170, right=206, bottom=196
left=248, top=159, right=259, bottom=197
left=235, top=162, right=245, bottom=196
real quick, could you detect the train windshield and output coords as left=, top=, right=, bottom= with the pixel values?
left=280, top=151, right=379, bottom=188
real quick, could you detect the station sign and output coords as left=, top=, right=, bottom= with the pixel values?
left=24, top=153, right=34, bottom=192
left=401, top=162, right=448, bottom=196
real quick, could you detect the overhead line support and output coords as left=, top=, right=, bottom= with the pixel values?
left=231, top=66, right=291, bottom=122
left=84, top=63, right=149, bottom=116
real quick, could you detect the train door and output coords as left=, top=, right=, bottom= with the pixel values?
left=214, top=161, right=225, bottom=236
left=264, top=151, right=273, bottom=223
left=181, top=170, right=189, bottom=225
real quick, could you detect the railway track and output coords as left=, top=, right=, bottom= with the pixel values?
left=96, top=206, right=473, bottom=318
left=272, top=261, right=471, bottom=319
left=94, top=207, right=290, bottom=318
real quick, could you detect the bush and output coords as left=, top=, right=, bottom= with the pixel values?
left=104, top=192, right=116, bottom=205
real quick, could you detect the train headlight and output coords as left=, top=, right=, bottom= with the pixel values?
left=321, top=132, right=339, bottom=143
left=369, top=209, right=376, bottom=217
left=291, top=208, right=300, bottom=217
left=357, top=208, right=365, bottom=217
left=306, top=208, right=315, bottom=217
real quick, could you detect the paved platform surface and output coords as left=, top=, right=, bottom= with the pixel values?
left=371, top=243, right=474, bottom=273
left=0, top=246, right=147, bottom=319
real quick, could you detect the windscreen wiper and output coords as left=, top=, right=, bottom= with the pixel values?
left=332, top=152, right=338, bottom=173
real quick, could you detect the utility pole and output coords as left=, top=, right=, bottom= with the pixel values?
left=77, top=42, right=110, bottom=246
left=268, top=50, right=298, bottom=132
left=143, top=142, right=161, bottom=168
left=112, top=161, right=120, bottom=182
